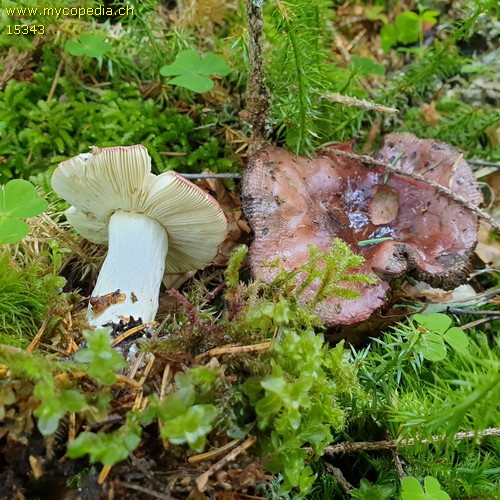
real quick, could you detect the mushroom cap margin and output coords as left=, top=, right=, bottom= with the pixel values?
left=52, top=145, right=227, bottom=273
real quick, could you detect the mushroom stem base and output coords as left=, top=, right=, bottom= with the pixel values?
left=88, top=210, right=169, bottom=327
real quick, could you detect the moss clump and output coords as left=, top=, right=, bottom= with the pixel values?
left=0, top=77, right=236, bottom=182
left=0, top=252, right=65, bottom=346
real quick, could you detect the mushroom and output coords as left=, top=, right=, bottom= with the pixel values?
left=52, top=145, right=227, bottom=327
left=242, top=133, right=482, bottom=326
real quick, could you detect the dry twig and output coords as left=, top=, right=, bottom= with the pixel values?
left=324, top=92, right=399, bottom=114
left=194, top=341, right=272, bottom=363
left=188, top=438, right=243, bottom=464
left=325, top=464, right=354, bottom=492
left=196, top=436, right=257, bottom=492
left=314, top=428, right=500, bottom=456
left=27, top=309, right=55, bottom=353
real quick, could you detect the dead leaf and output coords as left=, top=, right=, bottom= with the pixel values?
left=421, top=101, right=441, bottom=125
left=369, top=185, right=399, bottom=225
left=476, top=221, right=500, bottom=266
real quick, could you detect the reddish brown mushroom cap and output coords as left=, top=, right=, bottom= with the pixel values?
left=242, top=133, right=482, bottom=326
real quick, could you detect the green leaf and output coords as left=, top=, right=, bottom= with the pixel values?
left=2, top=179, right=48, bottom=217
left=395, top=12, right=421, bottom=44
left=159, top=50, right=231, bottom=93
left=74, top=330, right=127, bottom=385
left=420, top=332, right=447, bottom=361
left=380, top=24, right=398, bottom=52
left=198, top=52, right=231, bottom=76
left=34, top=383, right=87, bottom=436
left=159, top=50, right=202, bottom=76
left=424, top=476, right=451, bottom=500
left=65, top=34, right=111, bottom=58
left=443, top=327, right=469, bottom=355
left=0, top=217, right=29, bottom=244
left=414, top=313, right=452, bottom=335
left=351, top=56, right=386, bottom=76
left=68, top=419, right=142, bottom=465
left=168, top=75, right=214, bottom=93
left=0, top=179, right=47, bottom=244
left=401, top=476, right=426, bottom=500
left=421, top=10, right=440, bottom=25
left=160, top=404, right=218, bottom=452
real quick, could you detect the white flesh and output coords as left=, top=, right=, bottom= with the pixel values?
left=88, top=210, right=169, bottom=327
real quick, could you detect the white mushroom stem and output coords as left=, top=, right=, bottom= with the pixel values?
left=88, top=210, right=169, bottom=327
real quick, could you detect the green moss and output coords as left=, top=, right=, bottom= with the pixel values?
left=399, top=98, right=500, bottom=161
left=0, top=252, right=64, bottom=346
left=0, top=76, right=236, bottom=182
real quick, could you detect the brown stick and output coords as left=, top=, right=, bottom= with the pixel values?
left=316, top=428, right=500, bottom=455
left=188, top=437, right=243, bottom=464
left=324, top=92, right=399, bottom=114
left=323, top=148, right=500, bottom=232
left=325, top=464, right=354, bottom=492
left=27, top=309, right=54, bottom=353
left=47, top=59, right=64, bottom=102
left=194, top=341, right=272, bottom=363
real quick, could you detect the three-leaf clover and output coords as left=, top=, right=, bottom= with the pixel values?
left=401, top=476, right=451, bottom=500
left=160, top=50, right=231, bottom=93
left=0, top=179, right=48, bottom=244
left=413, top=313, right=470, bottom=362
left=65, top=33, right=111, bottom=58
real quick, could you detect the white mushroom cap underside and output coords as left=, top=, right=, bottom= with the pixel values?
left=52, top=145, right=227, bottom=273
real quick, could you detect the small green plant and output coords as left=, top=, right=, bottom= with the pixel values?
left=349, top=478, right=397, bottom=500
left=1, top=79, right=234, bottom=182
left=65, top=33, right=111, bottom=59
left=401, top=476, right=451, bottom=500
left=0, top=179, right=48, bottom=244
left=0, top=253, right=64, bottom=346
left=412, top=313, right=470, bottom=361
left=160, top=49, right=231, bottom=93
left=33, top=330, right=127, bottom=435
left=155, top=366, right=219, bottom=452
left=34, top=379, right=87, bottom=436
left=284, top=239, right=375, bottom=307
left=74, top=330, right=128, bottom=385
left=68, top=413, right=142, bottom=466
left=381, top=6, right=440, bottom=52
left=246, top=332, right=364, bottom=496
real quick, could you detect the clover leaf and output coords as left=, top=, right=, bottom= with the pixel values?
left=413, top=313, right=470, bottom=361
left=351, top=56, right=386, bottom=76
left=0, top=179, right=48, bottom=244
left=401, top=476, right=451, bottom=500
left=160, top=50, right=231, bottom=93
left=65, top=33, right=111, bottom=58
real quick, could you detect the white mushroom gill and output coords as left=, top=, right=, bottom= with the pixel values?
left=88, top=210, right=169, bottom=326
left=52, top=145, right=227, bottom=330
